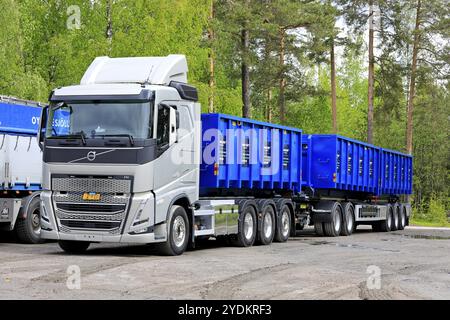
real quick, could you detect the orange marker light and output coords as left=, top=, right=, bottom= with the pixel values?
left=214, top=163, right=219, bottom=176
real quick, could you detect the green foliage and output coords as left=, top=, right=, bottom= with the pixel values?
left=412, top=195, right=449, bottom=225
left=0, top=0, right=448, bottom=223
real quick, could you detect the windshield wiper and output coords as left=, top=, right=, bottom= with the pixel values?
left=94, top=134, right=135, bottom=146
left=50, top=132, right=86, bottom=145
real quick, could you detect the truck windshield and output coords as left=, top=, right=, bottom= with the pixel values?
left=46, top=101, right=153, bottom=140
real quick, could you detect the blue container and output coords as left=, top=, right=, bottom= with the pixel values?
left=200, top=113, right=302, bottom=194
left=380, top=148, right=413, bottom=195
left=0, top=101, right=42, bottom=135
left=307, top=135, right=381, bottom=195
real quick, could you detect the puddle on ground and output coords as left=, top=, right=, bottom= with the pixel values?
left=394, top=234, right=450, bottom=240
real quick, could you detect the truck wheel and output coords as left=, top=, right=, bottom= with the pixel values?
left=257, top=204, right=275, bottom=245
left=314, top=222, right=324, bottom=236
left=233, top=205, right=257, bottom=247
left=398, top=205, right=406, bottom=230
left=156, top=205, right=189, bottom=256
left=340, top=202, right=355, bottom=236
left=274, top=205, right=291, bottom=242
left=391, top=203, right=400, bottom=231
left=323, top=202, right=342, bottom=237
left=15, top=197, right=44, bottom=244
left=58, top=241, right=90, bottom=254
left=379, top=204, right=393, bottom=232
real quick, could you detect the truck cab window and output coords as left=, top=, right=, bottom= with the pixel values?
left=157, top=105, right=170, bottom=146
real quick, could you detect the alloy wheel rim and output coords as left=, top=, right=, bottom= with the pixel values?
left=173, top=216, right=186, bottom=248
left=263, top=211, right=273, bottom=238
left=243, top=212, right=254, bottom=240
left=281, top=210, right=290, bottom=237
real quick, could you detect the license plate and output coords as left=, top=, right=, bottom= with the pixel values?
left=82, top=193, right=101, bottom=201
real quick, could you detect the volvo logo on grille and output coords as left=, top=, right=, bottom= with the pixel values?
left=87, top=151, right=96, bottom=161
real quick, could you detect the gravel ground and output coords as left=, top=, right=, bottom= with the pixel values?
left=0, top=225, right=449, bottom=300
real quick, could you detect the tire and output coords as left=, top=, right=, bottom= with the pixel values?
left=232, top=204, right=257, bottom=247
left=156, top=205, right=189, bottom=256
left=379, top=204, right=393, bottom=232
left=15, top=196, right=44, bottom=244
left=314, top=222, right=325, bottom=236
left=58, top=241, right=90, bottom=254
left=257, top=204, right=276, bottom=245
left=340, top=202, right=355, bottom=236
left=398, top=204, right=406, bottom=230
left=324, top=202, right=343, bottom=237
left=391, top=203, right=400, bottom=231
left=274, top=204, right=291, bottom=242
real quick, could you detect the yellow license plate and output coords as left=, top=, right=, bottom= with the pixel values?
left=82, top=193, right=101, bottom=201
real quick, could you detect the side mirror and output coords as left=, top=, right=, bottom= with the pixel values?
left=37, top=105, right=48, bottom=151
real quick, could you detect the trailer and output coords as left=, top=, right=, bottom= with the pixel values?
left=37, top=55, right=413, bottom=255
left=0, top=96, right=45, bottom=243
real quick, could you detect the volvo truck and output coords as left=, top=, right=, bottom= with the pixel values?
left=38, top=55, right=412, bottom=255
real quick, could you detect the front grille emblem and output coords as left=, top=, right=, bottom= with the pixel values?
left=87, top=151, right=96, bottom=161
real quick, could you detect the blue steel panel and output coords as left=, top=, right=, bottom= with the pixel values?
left=380, top=148, right=412, bottom=195
left=0, top=102, right=42, bottom=135
left=309, top=134, right=381, bottom=195
left=200, top=113, right=302, bottom=195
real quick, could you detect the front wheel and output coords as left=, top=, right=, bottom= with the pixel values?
left=58, top=241, right=90, bottom=254
left=156, top=205, right=189, bottom=256
left=15, top=197, right=44, bottom=244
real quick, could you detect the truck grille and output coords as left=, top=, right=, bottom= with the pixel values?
left=56, top=203, right=126, bottom=213
left=53, top=191, right=130, bottom=234
left=52, top=176, right=132, bottom=193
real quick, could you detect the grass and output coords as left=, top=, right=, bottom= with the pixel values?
left=409, top=218, right=450, bottom=228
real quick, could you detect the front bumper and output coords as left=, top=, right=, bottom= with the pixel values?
left=40, top=228, right=164, bottom=243
left=40, top=190, right=167, bottom=244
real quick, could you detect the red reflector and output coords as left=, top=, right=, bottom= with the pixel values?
left=214, top=163, right=219, bottom=176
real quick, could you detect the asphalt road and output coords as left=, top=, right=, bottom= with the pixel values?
left=0, top=226, right=449, bottom=300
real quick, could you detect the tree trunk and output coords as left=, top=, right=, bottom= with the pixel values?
left=278, top=29, right=286, bottom=124
left=208, top=0, right=215, bottom=113
left=367, top=0, right=375, bottom=144
left=241, top=28, right=251, bottom=118
left=267, top=89, right=272, bottom=122
left=330, top=39, right=337, bottom=133
left=406, top=0, right=422, bottom=155
left=106, top=0, right=113, bottom=53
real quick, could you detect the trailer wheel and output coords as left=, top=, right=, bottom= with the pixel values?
left=257, top=204, right=275, bottom=245
left=15, top=197, right=44, bottom=244
left=156, top=205, right=189, bottom=256
left=314, top=222, right=324, bottom=236
left=58, top=241, right=90, bottom=254
left=341, top=202, right=355, bottom=236
left=233, top=205, right=257, bottom=247
left=274, top=205, right=291, bottom=242
left=391, top=203, right=400, bottom=231
left=398, top=204, right=406, bottom=230
left=323, top=202, right=342, bottom=237
left=378, top=204, right=393, bottom=232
